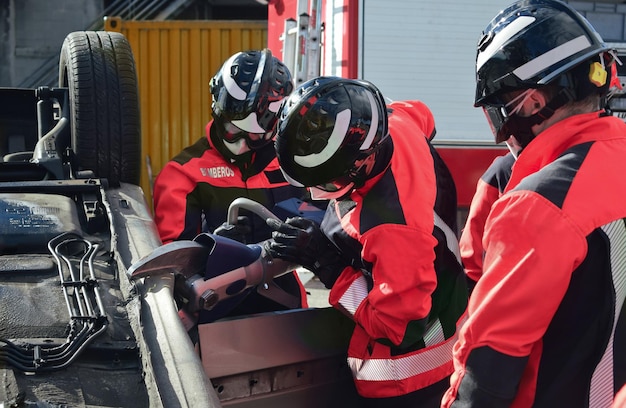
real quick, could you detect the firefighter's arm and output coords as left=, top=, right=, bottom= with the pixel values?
left=459, top=177, right=501, bottom=282
left=153, top=162, right=203, bottom=243
left=329, top=224, right=438, bottom=346
left=444, top=193, right=587, bottom=407
left=460, top=152, right=514, bottom=282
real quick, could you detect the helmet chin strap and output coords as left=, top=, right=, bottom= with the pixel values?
left=505, top=137, right=522, bottom=159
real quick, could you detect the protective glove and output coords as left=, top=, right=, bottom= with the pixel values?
left=213, top=215, right=251, bottom=243
left=266, top=217, right=347, bottom=289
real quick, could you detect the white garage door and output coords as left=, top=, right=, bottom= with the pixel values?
left=359, top=0, right=513, bottom=142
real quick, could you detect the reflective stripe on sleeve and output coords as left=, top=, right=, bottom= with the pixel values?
left=590, top=219, right=626, bottom=407
left=337, top=275, right=369, bottom=316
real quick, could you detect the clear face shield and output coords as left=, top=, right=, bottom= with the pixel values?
left=482, top=89, right=537, bottom=144
left=218, top=98, right=283, bottom=156
left=222, top=121, right=273, bottom=148
left=307, top=154, right=376, bottom=200
left=219, top=111, right=277, bottom=156
left=505, top=136, right=522, bottom=159
left=308, top=177, right=355, bottom=200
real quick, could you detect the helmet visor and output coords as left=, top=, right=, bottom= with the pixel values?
left=483, top=105, right=509, bottom=143
left=309, top=183, right=354, bottom=200
left=313, top=156, right=369, bottom=193
left=482, top=89, right=536, bottom=143
left=315, top=175, right=354, bottom=193
left=222, top=121, right=273, bottom=149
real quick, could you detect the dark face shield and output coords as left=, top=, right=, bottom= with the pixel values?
left=482, top=105, right=510, bottom=143
left=482, top=89, right=537, bottom=144
left=222, top=121, right=273, bottom=150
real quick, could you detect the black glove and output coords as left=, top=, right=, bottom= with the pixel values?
left=213, top=215, right=251, bottom=243
left=266, top=217, right=347, bottom=289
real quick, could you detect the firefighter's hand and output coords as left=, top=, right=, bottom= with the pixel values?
left=213, top=216, right=251, bottom=243
left=266, top=217, right=346, bottom=288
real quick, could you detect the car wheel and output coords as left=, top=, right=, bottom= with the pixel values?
left=59, top=31, right=141, bottom=187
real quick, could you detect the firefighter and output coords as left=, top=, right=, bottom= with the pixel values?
left=152, top=49, right=308, bottom=319
left=461, top=58, right=623, bottom=289
left=266, top=76, right=468, bottom=407
left=442, top=1, right=626, bottom=406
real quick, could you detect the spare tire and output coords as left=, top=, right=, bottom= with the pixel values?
left=59, top=31, right=141, bottom=187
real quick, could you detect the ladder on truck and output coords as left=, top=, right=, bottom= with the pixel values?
left=281, top=0, right=323, bottom=86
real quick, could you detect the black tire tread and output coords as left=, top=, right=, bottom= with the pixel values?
left=59, top=31, right=141, bottom=186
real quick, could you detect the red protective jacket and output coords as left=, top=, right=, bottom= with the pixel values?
left=459, top=152, right=514, bottom=282
left=153, top=121, right=307, bottom=244
left=323, top=101, right=468, bottom=400
left=443, top=111, right=626, bottom=407
left=153, top=121, right=309, bottom=313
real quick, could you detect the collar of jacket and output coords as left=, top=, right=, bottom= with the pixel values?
left=505, top=110, right=624, bottom=193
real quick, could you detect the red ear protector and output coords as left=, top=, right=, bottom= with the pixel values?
left=609, top=60, right=623, bottom=91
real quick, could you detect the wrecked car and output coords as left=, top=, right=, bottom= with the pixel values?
left=0, top=31, right=357, bottom=408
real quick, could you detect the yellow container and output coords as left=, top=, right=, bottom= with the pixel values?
left=104, top=17, right=268, bottom=210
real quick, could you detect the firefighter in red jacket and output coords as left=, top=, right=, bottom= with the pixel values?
left=443, top=1, right=626, bottom=406
left=152, top=49, right=308, bottom=319
left=461, top=64, right=622, bottom=287
left=266, top=77, right=468, bottom=407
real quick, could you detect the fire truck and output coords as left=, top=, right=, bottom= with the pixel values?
left=267, top=0, right=626, bottom=213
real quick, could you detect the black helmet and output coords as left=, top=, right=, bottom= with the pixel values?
left=210, top=49, right=294, bottom=157
left=274, top=76, right=388, bottom=192
left=475, top=0, right=614, bottom=143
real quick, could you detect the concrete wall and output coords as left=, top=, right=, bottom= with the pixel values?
left=0, top=2, right=12, bottom=86
left=0, top=0, right=103, bottom=87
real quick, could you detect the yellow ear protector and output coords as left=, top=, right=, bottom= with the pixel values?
left=589, top=61, right=608, bottom=87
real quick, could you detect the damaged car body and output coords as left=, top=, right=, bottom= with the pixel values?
left=0, top=31, right=357, bottom=408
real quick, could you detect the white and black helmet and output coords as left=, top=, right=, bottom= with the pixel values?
left=210, top=49, right=294, bottom=157
left=274, top=77, right=388, bottom=191
left=475, top=0, right=615, bottom=143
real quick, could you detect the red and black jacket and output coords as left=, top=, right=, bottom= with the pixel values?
left=152, top=121, right=309, bottom=314
left=153, top=121, right=305, bottom=244
left=444, top=111, right=626, bottom=407
left=322, top=101, right=468, bottom=399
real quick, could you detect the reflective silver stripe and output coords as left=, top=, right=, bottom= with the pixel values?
left=590, top=220, right=626, bottom=407
left=434, top=211, right=461, bottom=264
left=360, top=90, right=379, bottom=151
left=337, top=274, right=369, bottom=316
left=222, top=53, right=247, bottom=100
left=347, top=315, right=467, bottom=382
left=295, top=109, right=350, bottom=167
left=476, top=16, right=535, bottom=71
left=424, top=319, right=445, bottom=348
left=513, top=35, right=591, bottom=81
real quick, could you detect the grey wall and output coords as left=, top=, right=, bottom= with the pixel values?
left=1, top=0, right=625, bottom=88
left=0, top=0, right=103, bottom=87
left=570, top=1, right=626, bottom=42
